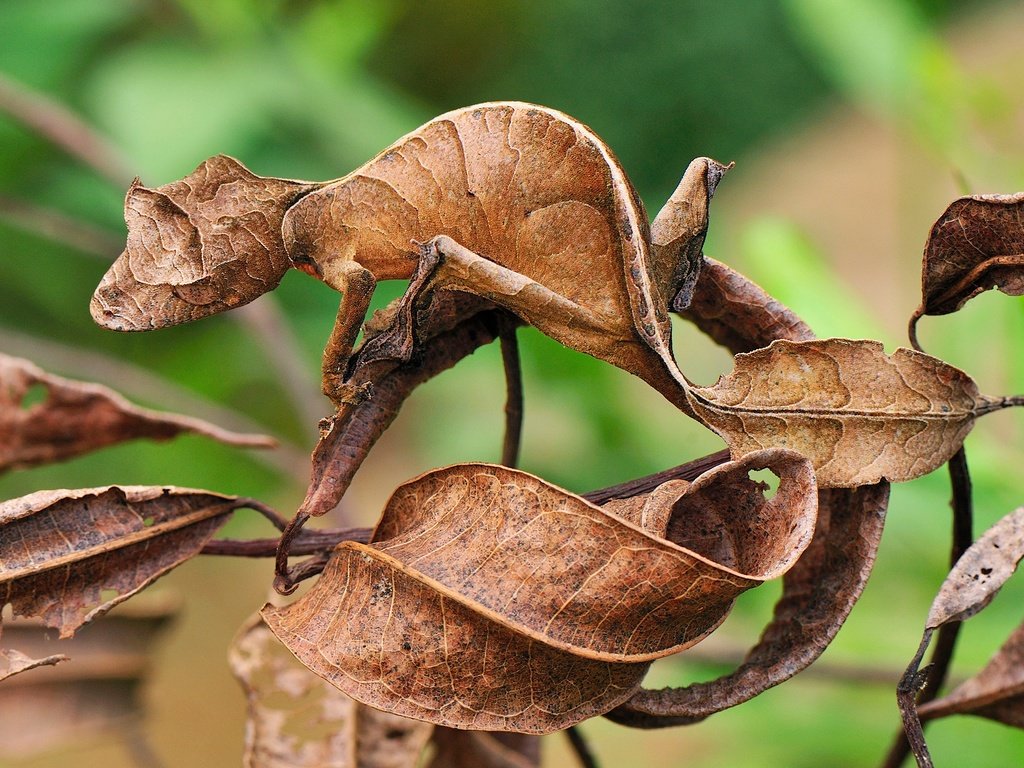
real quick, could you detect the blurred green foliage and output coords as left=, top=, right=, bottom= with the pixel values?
left=2, top=1, right=1024, bottom=766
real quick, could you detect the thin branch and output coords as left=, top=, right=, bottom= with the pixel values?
left=564, top=726, right=599, bottom=768
left=881, top=448, right=973, bottom=768
left=0, top=194, right=122, bottom=257
left=201, top=526, right=371, bottom=558
left=236, top=300, right=325, bottom=442
left=889, top=632, right=936, bottom=768
left=0, top=72, right=134, bottom=187
left=498, top=322, right=523, bottom=468
left=582, top=449, right=730, bottom=505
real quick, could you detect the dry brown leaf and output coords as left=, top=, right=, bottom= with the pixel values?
left=0, top=649, right=66, bottom=683
left=230, top=615, right=432, bottom=768
left=918, top=620, right=1024, bottom=728
left=687, top=338, right=1011, bottom=487
left=264, top=457, right=815, bottom=733
left=0, top=352, right=274, bottom=473
left=93, top=103, right=727, bottom=412
left=609, top=257, right=890, bottom=726
left=426, top=728, right=539, bottom=768
left=0, top=486, right=239, bottom=637
left=678, top=256, right=814, bottom=352
left=0, top=598, right=176, bottom=758
left=609, top=482, right=888, bottom=726
left=926, top=507, right=1024, bottom=630
left=910, top=193, right=1024, bottom=346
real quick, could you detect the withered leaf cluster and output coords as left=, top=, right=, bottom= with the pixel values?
left=4, top=99, right=1024, bottom=766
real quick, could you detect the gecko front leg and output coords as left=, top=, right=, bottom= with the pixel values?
left=319, top=258, right=377, bottom=405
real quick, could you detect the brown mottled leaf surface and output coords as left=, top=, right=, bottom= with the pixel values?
left=0, top=486, right=238, bottom=637
left=230, top=615, right=432, bottom=768
left=688, top=338, right=1009, bottom=487
left=910, top=193, right=1024, bottom=344
left=0, top=352, right=273, bottom=473
left=926, top=506, right=1024, bottom=629
left=918, top=620, right=1024, bottom=728
left=264, top=456, right=815, bottom=732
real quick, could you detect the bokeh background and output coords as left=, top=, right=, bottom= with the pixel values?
left=3, top=0, right=1024, bottom=765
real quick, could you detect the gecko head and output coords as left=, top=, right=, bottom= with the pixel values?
left=91, top=155, right=319, bottom=331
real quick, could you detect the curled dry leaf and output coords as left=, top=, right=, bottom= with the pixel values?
left=926, top=506, right=1024, bottom=630
left=687, top=338, right=1011, bottom=487
left=0, top=486, right=238, bottom=637
left=910, top=193, right=1024, bottom=347
left=0, top=352, right=274, bottom=473
left=263, top=454, right=816, bottom=733
left=92, top=102, right=729, bottom=412
left=0, top=649, right=66, bottom=683
left=230, top=615, right=432, bottom=768
left=609, top=257, right=890, bottom=726
left=918, top=619, right=1024, bottom=728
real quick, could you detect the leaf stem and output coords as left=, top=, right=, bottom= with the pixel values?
left=881, top=447, right=972, bottom=768
left=582, top=449, right=730, bottom=505
left=0, top=72, right=134, bottom=186
left=564, top=725, right=600, bottom=768
left=888, top=631, right=936, bottom=768
left=499, top=321, right=523, bottom=468
left=201, top=526, right=371, bottom=558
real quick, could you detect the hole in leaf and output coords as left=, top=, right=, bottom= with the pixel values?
left=747, top=468, right=780, bottom=499
left=19, top=383, right=48, bottom=410
left=142, top=516, right=156, bottom=527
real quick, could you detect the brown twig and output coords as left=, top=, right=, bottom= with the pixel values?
left=582, top=449, right=730, bottom=505
left=565, top=725, right=599, bottom=768
left=499, top=322, right=523, bottom=468
left=891, top=632, right=936, bottom=768
left=236, top=300, right=325, bottom=442
left=0, top=193, right=122, bottom=257
left=0, top=72, right=134, bottom=187
left=881, top=447, right=973, bottom=768
left=201, top=526, right=371, bottom=558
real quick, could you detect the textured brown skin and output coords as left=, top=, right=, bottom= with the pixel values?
left=0, top=486, right=237, bottom=637
left=92, top=102, right=727, bottom=412
left=910, top=192, right=1024, bottom=346
left=0, top=353, right=273, bottom=473
left=262, top=454, right=815, bottom=733
left=687, top=338, right=1008, bottom=487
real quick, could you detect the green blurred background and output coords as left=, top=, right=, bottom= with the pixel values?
left=2, top=0, right=1024, bottom=765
